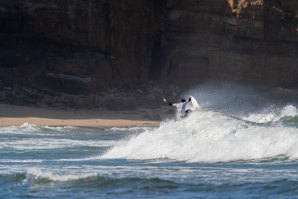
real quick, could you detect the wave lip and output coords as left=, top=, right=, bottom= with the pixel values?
left=102, top=109, right=298, bottom=163
left=24, top=168, right=178, bottom=191
left=242, top=105, right=298, bottom=124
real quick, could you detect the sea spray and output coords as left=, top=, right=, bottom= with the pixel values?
left=183, top=82, right=298, bottom=117
left=242, top=105, right=298, bottom=124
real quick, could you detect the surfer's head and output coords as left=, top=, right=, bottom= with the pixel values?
left=180, top=99, right=186, bottom=102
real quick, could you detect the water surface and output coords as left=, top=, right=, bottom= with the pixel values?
left=1, top=105, right=298, bottom=198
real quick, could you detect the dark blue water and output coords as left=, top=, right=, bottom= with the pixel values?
left=1, top=106, right=298, bottom=198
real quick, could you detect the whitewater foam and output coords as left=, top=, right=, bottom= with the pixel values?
left=102, top=109, right=298, bottom=163
left=0, top=159, right=44, bottom=163
left=0, top=123, right=76, bottom=135
left=0, top=123, right=39, bottom=135
left=27, top=168, right=98, bottom=182
left=0, top=138, right=118, bottom=150
left=109, top=126, right=151, bottom=133
left=242, top=105, right=298, bottom=124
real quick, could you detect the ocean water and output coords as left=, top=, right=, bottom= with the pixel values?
left=1, top=103, right=298, bottom=199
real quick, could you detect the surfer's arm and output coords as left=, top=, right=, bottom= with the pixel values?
left=163, top=98, right=173, bottom=106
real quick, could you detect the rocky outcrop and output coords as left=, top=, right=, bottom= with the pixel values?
left=0, top=0, right=297, bottom=107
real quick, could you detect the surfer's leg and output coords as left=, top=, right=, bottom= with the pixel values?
left=180, top=110, right=192, bottom=118
left=185, top=110, right=192, bottom=117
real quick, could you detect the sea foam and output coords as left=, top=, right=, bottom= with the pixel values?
left=27, top=167, right=98, bottom=182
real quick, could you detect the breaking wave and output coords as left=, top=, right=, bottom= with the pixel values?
left=102, top=108, right=298, bottom=163
left=0, top=123, right=118, bottom=150
left=0, top=123, right=77, bottom=135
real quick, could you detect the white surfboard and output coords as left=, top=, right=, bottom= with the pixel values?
left=190, top=96, right=200, bottom=111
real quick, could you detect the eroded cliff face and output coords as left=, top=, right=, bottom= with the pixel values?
left=0, top=0, right=297, bottom=107
left=0, top=0, right=165, bottom=93
left=162, top=0, right=298, bottom=86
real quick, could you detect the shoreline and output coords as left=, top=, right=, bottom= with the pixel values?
left=0, top=117, right=160, bottom=128
left=0, top=104, right=161, bottom=128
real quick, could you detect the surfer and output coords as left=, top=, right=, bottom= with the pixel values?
left=163, top=96, right=194, bottom=118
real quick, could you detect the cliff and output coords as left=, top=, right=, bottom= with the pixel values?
left=162, top=0, right=298, bottom=86
left=0, top=0, right=297, bottom=107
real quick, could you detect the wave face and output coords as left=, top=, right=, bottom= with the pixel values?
left=102, top=107, right=298, bottom=162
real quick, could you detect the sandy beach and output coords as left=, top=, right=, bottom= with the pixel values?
left=0, top=104, right=161, bottom=128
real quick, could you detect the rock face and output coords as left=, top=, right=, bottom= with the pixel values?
left=0, top=0, right=165, bottom=93
left=162, top=0, right=298, bottom=86
left=0, top=0, right=297, bottom=106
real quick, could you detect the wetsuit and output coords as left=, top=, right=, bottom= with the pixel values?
left=164, top=98, right=192, bottom=118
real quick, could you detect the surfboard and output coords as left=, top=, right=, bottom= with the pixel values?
left=190, top=96, right=200, bottom=111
